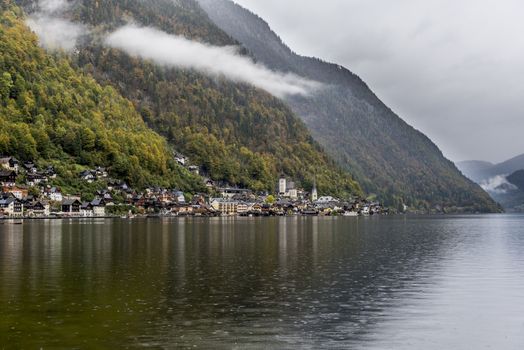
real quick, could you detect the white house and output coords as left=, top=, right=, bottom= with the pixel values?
left=48, top=187, right=63, bottom=202
left=91, top=198, right=106, bottom=217
left=0, top=198, right=23, bottom=217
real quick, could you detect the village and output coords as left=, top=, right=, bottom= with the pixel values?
left=0, top=156, right=387, bottom=219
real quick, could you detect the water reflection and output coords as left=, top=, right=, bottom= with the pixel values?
left=1, top=216, right=523, bottom=348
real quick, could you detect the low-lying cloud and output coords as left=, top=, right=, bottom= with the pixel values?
left=25, top=2, right=320, bottom=97
left=105, top=25, right=321, bottom=97
left=480, top=175, right=518, bottom=194
left=26, top=0, right=87, bottom=51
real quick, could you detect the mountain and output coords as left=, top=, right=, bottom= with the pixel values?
left=491, top=154, right=524, bottom=177
left=456, top=160, right=495, bottom=183
left=489, top=169, right=524, bottom=212
left=197, top=0, right=499, bottom=212
left=457, top=155, right=524, bottom=212
left=10, top=0, right=361, bottom=198
left=0, top=3, right=204, bottom=193
left=457, top=154, right=524, bottom=183
left=507, top=170, right=524, bottom=191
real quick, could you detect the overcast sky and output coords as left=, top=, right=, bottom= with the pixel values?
left=233, top=0, right=524, bottom=163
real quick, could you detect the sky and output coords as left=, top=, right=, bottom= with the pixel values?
left=233, top=0, right=524, bottom=163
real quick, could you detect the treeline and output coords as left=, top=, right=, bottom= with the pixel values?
left=0, top=4, right=203, bottom=191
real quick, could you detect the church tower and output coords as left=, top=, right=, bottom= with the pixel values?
left=311, top=180, right=318, bottom=202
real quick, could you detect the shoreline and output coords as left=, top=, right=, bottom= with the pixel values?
left=0, top=212, right=512, bottom=223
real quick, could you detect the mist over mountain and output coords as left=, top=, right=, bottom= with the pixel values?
left=457, top=154, right=524, bottom=183
left=197, top=0, right=497, bottom=212
left=457, top=154, right=524, bottom=211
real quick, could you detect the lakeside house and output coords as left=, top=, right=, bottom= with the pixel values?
left=0, top=194, right=24, bottom=217
left=210, top=198, right=239, bottom=215
left=62, top=199, right=82, bottom=216
left=25, top=200, right=50, bottom=217
left=46, top=187, right=63, bottom=202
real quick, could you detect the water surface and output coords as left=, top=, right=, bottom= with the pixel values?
left=1, top=215, right=524, bottom=349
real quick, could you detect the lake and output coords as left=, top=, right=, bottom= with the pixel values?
left=1, top=215, right=524, bottom=349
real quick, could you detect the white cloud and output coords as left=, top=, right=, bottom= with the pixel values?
left=26, top=17, right=86, bottom=51
left=104, top=25, right=322, bottom=98
left=26, top=0, right=86, bottom=51
left=481, top=175, right=518, bottom=194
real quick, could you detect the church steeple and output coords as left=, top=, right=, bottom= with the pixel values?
left=311, top=179, right=318, bottom=202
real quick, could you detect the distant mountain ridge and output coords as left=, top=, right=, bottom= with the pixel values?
left=197, top=0, right=499, bottom=212
left=457, top=154, right=524, bottom=212
left=457, top=154, right=524, bottom=182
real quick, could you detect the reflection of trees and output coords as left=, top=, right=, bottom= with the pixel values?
left=0, top=217, right=448, bottom=348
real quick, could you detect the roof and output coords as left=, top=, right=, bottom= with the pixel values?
left=62, top=199, right=81, bottom=205
left=91, top=198, right=106, bottom=206
left=0, top=169, right=16, bottom=177
left=0, top=198, right=17, bottom=205
left=0, top=157, right=18, bottom=164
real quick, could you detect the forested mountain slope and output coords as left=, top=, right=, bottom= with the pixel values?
left=197, top=0, right=499, bottom=212
left=16, top=0, right=359, bottom=196
left=0, top=2, right=203, bottom=191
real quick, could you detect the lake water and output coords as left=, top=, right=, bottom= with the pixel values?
left=1, top=215, right=524, bottom=349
